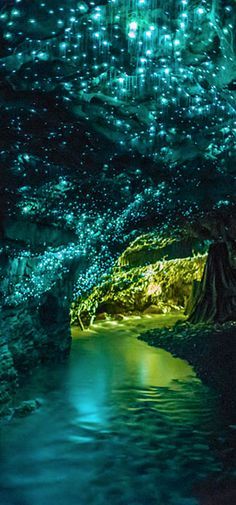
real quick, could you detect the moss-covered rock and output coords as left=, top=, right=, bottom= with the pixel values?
left=118, top=234, right=207, bottom=267
left=71, top=250, right=207, bottom=328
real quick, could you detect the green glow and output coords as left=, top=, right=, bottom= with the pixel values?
left=71, top=235, right=207, bottom=327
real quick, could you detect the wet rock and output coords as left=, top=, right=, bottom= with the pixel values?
left=0, top=342, right=18, bottom=414
left=14, top=399, right=41, bottom=417
left=0, top=406, right=14, bottom=423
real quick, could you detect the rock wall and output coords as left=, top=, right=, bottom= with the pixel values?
left=0, top=221, right=81, bottom=414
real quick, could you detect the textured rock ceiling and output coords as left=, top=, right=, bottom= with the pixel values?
left=0, top=0, right=236, bottom=301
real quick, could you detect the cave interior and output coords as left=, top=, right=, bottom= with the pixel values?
left=0, top=0, right=236, bottom=425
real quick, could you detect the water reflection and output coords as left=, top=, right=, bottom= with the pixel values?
left=0, top=316, right=232, bottom=505
left=68, top=317, right=195, bottom=428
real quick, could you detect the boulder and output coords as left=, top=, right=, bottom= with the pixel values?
left=14, top=399, right=41, bottom=417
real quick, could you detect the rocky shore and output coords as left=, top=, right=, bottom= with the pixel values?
left=139, top=321, right=236, bottom=406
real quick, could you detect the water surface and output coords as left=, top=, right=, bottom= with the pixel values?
left=0, top=315, right=234, bottom=505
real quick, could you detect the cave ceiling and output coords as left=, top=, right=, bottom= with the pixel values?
left=0, top=0, right=236, bottom=300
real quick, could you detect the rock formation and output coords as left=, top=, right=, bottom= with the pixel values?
left=71, top=235, right=207, bottom=327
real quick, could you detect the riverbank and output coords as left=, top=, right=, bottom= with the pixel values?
left=139, top=320, right=236, bottom=412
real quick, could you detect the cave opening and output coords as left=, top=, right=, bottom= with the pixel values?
left=70, top=233, right=209, bottom=330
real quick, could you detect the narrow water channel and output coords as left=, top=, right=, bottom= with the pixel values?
left=0, top=316, right=234, bottom=505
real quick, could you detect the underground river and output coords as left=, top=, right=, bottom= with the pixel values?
left=0, top=315, right=235, bottom=505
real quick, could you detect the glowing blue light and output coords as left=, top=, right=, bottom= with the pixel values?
left=129, top=21, right=138, bottom=31
left=128, top=31, right=136, bottom=39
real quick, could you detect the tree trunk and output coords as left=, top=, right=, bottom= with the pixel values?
left=188, top=242, right=236, bottom=324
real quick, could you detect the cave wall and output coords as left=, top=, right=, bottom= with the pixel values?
left=0, top=221, right=82, bottom=412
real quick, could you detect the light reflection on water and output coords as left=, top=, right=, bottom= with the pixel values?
left=0, top=315, right=230, bottom=505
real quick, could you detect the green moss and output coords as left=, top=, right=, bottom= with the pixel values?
left=118, top=233, right=207, bottom=267
left=71, top=248, right=207, bottom=327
